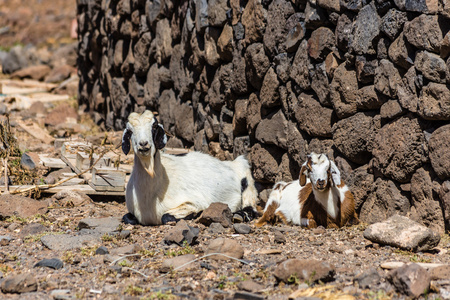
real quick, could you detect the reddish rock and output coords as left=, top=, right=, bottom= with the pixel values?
left=241, top=0, right=266, bottom=44
left=11, top=64, right=51, bottom=81
left=418, top=83, right=450, bottom=121
left=290, top=40, right=311, bottom=90
left=387, top=264, right=430, bottom=297
left=45, top=103, right=78, bottom=126
left=205, top=238, right=244, bottom=260
left=198, top=203, right=233, bottom=228
left=404, top=15, right=442, bottom=53
left=308, top=27, right=335, bottom=61
left=250, top=143, right=283, bottom=183
left=374, top=59, right=402, bottom=98
left=245, top=43, right=270, bottom=90
left=274, top=259, right=335, bottom=284
left=0, top=194, right=48, bottom=218
left=255, top=109, right=289, bottom=149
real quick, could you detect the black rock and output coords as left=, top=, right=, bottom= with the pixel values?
left=96, top=246, right=109, bottom=255
left=34, top=258, right=64, bottom=270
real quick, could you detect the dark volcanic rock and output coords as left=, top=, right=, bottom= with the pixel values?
left=372, top=116, right=427, bottom=183
left=404, top=14, right=442, bottom=53
left=34, top=258, right=64, bottom=270
left=387, top=264, right=431, bottom=298
left=294, top=93, right=334, bottom=137
left=360, top=178, right=410, bottom=224
left=428, top=125, right=450, bottom=180
left=164, top=220, right=200, bottom=246
left=409, top=167, right=445, bottom=234
left=330, top=63, right=359, bottom=118
left=349, top=3, right=380, bottom=55
left=198, top=203, right=233, bottom=228
left=263, top=0, right=295, bottom=58
left=380, top=8, right=407, bottom=41
left=363, top=215, right=440, bottom=252
left=332, top=112, right=379, bottom=165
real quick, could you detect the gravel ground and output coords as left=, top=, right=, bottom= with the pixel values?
left=0, top=197, right=449, bottom=299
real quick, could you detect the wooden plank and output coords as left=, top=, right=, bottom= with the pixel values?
left=38, top=155, right=67, bottom=169
left=61, top=156, right=79, bottom=173
left=0, top=79, right=57, bottom=90
left=88, top=181, right=125, bottom=192
left=1, top=185, right=125, bottom=196
left=76, top=152, right=110, bottom=172
left=17, top=119, right=55, bottom=144
left=91, top=167, right=125, bottom=187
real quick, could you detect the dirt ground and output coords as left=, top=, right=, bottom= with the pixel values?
left=0, top=0, right=76, bottom=49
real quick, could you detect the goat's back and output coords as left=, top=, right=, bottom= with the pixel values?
left=160, top=152, right=248, bottom=211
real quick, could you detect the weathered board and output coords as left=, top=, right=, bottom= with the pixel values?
left=90, top=167, right=126, bottom=192
left=38, top=155, right=67, bottom=169
left=1, top=185, right=125, bottom=196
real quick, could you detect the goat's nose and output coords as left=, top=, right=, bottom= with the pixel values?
left=139, top=140, right=149, bottom=147
left=317, top=179, right=325, bottom=186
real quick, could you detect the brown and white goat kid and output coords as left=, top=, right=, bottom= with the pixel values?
left=256, top=153, right=359, bottom=228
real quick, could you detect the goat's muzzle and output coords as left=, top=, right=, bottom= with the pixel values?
left=138, top=147, right=151, bottom=155
left=315, top=179, right=327, bottom=191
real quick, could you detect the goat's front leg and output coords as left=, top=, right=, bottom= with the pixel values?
left=255, top=201, right=280, bottom=227
left=301, top=211, right=318, bottom=229
left=163, top=202, right=201, bottom=223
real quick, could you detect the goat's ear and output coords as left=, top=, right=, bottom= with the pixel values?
left=122, top=125, right=133, bottom=155
left=299, top=162, right=308, bottom=186
left=152, top=120, right=167, bottom=150
left=329, top=160, right=342, bottom=186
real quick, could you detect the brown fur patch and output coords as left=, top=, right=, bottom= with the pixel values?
left=255, top=201, right=280, bottom=227
left=340, top=189, right=359, bottom=226
left=275, top=211, right=289, bottom=225
left=300, top=181, right=359, bottom=229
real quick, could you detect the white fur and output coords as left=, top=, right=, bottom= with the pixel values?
left=124, top=111, right=257, bottom=225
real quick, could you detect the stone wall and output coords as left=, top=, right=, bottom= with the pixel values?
left=77, top=0, right=450, bottom=232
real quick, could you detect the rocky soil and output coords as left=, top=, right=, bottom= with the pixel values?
left=1, top=1, right=450, bottom=300
left=0, top=192, right=450, bottom=300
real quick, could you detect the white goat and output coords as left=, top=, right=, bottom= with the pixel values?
left=121, top=110, right=258, bottom=225
left=256, top=152, right=359, bottom=228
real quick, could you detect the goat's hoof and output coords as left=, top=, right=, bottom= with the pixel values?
left=122, top=213, right=139, bottom=225
left=161, top=213, right=178, bottom=225
left=233, top=206, right=257, bottom=223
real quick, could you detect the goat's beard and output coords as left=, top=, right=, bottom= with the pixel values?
left=137, top=152, right=155, bottom=178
